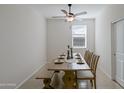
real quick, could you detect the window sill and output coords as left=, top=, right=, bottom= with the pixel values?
left=73, top=47, right=86, bottom=49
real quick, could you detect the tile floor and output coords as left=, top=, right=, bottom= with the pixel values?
left=19, top=68, right=123, bottom=89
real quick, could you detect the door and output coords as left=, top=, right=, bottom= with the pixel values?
left=112, top=19, right=124, bottom=87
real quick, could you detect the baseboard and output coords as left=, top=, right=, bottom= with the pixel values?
left=115, top=76, right=124, bottom=87
left=15, top=63, right=46, bottom=89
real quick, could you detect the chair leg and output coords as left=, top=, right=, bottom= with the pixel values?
left=90, top=80, right=93, bottom=88
left=93, top=78, right=96, bottom=89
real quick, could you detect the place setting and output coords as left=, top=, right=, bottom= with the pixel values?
left=54, top=55, right=66, bottom=64
left=76, top=59, right=85, bottom=64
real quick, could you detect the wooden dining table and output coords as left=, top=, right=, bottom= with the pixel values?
left=45, top=53, right=91, bottom=88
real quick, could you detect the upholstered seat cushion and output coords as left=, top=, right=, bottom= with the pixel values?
left=77, top=70, right=94, bottom=79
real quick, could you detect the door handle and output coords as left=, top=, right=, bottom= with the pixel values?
left=113, top=53, right=116, bottom=56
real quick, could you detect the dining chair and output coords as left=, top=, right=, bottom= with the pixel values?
left=84, top=50, right=93, bottom=67
left=77, top=54, right=100, bottom=89
left=84, top=50, right=88, bottom=62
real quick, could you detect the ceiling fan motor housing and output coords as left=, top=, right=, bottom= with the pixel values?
left=68, top=13, right=74, bottom=17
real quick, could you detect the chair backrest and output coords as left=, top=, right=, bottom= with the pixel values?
left=90, top=54, right=100, bottom=75
left=84, top=50, right=93, bottom=66
left=84, top=50, right=89, bottom=62
left=87, top=51, right=93, bottom=67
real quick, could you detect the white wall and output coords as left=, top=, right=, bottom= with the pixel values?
left=0, top=5, right=47, bottom=88
left=95, top=5, right=124, bottom=78
left=47, top=19, right=95, bottom=62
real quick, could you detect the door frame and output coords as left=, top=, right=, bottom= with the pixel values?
left=111, top=17, right=124, bottom=81
left=111, top=21, right=116, bottom=80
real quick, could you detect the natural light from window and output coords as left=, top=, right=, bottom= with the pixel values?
left=72, top=25, right=87, bottom=48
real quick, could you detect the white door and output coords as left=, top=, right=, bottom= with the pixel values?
left=113, top=19, right=124, bottom=87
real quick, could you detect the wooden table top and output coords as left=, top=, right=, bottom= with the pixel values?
left=46, top=53, right=91, bottom=71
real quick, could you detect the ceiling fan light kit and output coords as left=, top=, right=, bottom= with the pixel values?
left=66, top=16, right=74, bottom=22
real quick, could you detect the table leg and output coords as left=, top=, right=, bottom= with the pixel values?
left=62, top=71, right=76, bottom=89
left=75, top=71, right=78, bottom=88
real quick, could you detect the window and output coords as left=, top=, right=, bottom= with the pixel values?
left=72, top=25, right=87, bottom=48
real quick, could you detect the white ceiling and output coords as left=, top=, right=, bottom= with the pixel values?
left=29, top=4, right=108, bottom=19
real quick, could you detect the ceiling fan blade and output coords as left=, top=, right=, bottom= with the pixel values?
left=75, top=11, right=87, bottom=16
left=61, top=9, right=68, bottom=15
left=52, top=16, right=66, bottom=18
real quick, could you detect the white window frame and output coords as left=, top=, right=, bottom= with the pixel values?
left=72, top=25, right=87, bottom=49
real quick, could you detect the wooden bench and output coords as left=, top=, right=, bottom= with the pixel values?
left=35, top=65, right=55, bottom=89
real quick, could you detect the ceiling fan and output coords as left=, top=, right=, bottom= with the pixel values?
left=52, top=4, right=87, bottom=22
